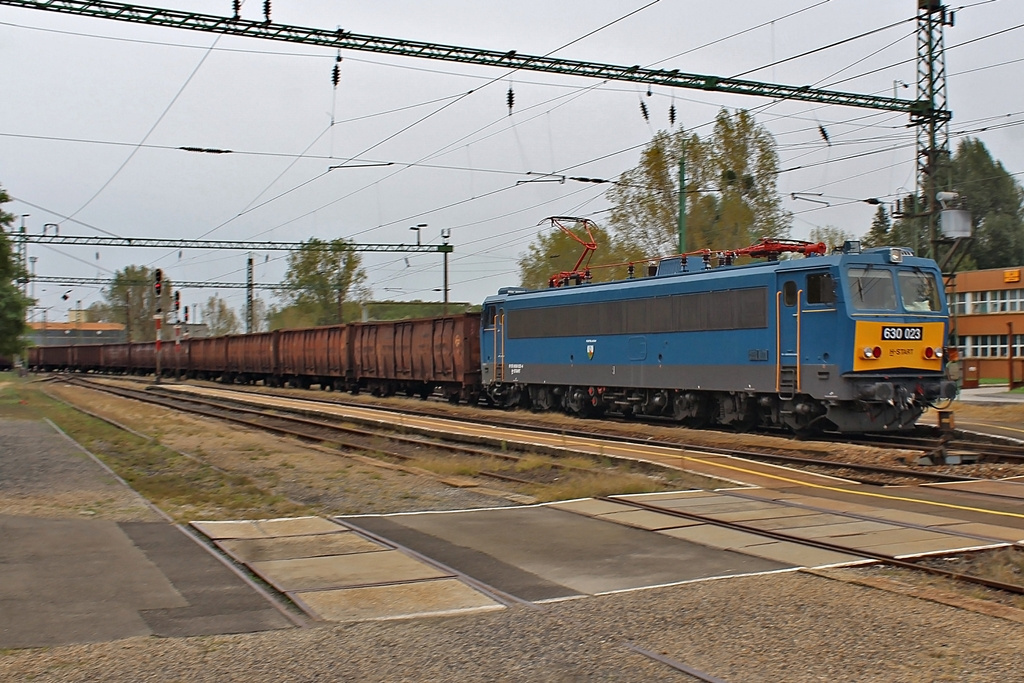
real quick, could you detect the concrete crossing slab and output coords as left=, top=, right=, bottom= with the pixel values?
left=293, top=579, right=504, bottom=623
left=216, top=531, right=387, bottom=563
left=250, top=550, right=450, bottom=592
left=344, top=506, right=789, bottom=599
left=783, top=520, right=897, bottom=538
left=736, top=541, right=865, bottom=567
left=938, top=522, right=1024, bottom=543
left=191, top=516, right=339, bottom=540
left=598, top=509, right=701, bottom=531
left=658, top=523, right=777, bottom=551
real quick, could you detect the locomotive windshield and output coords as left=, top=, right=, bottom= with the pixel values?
left=847, top=267, right=896, bottom=310
left=897, top=270, right=941, bottom=312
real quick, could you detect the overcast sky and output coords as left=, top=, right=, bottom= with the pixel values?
left=2, top=0, right=1022, bottom=321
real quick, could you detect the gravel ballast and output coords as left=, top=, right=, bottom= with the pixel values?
left=3, top=380, right=1024, bottom=681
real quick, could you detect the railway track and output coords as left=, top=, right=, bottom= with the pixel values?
left=55, top=375, right=1003, bottom=489
left=56, top=376, right=624, bottom=490
left=599, top=495, right=1024, bottom=599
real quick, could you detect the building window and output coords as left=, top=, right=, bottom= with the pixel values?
left=950, top=292, right=967, bottom=316
left=966, top=334, right=1009, bottom=358
left=972, top=292, right=988, bottom=314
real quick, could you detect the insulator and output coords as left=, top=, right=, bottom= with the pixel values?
left=646, top=85, right=652, bottom=97
left=231, top=0, right=240, bottom=20
left=331, top=64, right=340, bottom=87
left=639, top=100, right=649, bottom=122
left=627, top=263, right=635, bottom=279
left=263, top=0, right=271, bottom=21
left=669, top=103, right=676, bottom=126
left=506, top=85, right=514, bottom=115
left=818, top=124, right=830, bottom=146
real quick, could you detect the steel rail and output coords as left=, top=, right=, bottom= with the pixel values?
left=66, top=374, right=985, bottom=485
left=598, top=496, right=1024, bottom=596
left=63, top=377, right=574, bottom=485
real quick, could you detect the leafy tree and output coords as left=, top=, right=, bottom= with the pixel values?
left=809, top=226, right=855, bottom=252
left=861, top=205, right=892, bottom=248
left=93, top=265, right=165, bottom=341
left=952, top=137, right=1024, bottom=269
left=606, top=109, right=790, bottom=258
left=517, top=220, right=644, bottom=290
left=277, top=238, right=368, bottom=326
left=0, top=186, right=31, bottom=356
left=200, top=295, right=241, bottom=336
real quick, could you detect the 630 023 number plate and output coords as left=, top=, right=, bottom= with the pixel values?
left=881, top=326, right=923, bottom=341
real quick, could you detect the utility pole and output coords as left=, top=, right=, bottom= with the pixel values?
left=914, top=0, right=955, bottom=262
left=441, top=229, right=451, bottom=315
left=246, top=253, right=254, bottom=334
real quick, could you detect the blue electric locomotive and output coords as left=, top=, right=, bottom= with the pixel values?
left=481, top=241, right=957, bottom=432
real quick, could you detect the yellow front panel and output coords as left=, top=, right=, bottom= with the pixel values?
left=852, top=321, right=945, bottom=372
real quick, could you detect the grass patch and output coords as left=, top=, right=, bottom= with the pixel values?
left=530, top=471, right=664, bottom=503
left=0, top=379, right=310, bottom=522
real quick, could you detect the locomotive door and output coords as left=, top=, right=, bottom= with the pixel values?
left=480, top=304, right=505, bottom=384
left=777, top=278, right=801, bottom=399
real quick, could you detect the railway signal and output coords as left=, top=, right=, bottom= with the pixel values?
left=154, top=268, right=163, bottom=311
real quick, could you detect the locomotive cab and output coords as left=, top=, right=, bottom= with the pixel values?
left=827, top=248, right=956, bottom=430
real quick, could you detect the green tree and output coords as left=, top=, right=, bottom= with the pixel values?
left=0, top=186, right=31, bottom=356
left=200, top=295, right=240, bottom=336
left=277, top=238, right=368, bottom=326
left=517, top=220, right=644, bottom=290
left=861, top=205, right=892, bottom=248
left=606, top=109, right=790, bottom=258
left=809, top=226, right=854, bottom=252
left=94, top=265, right=165, bottom=341
left=952, top=137, right=1024, bottom=269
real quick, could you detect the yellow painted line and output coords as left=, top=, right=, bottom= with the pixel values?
left=641, top=450, right=1024, bottom=520
left=957, top=420, right=1024, bottom=437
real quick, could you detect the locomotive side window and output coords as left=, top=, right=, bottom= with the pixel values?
left=847, top=267, right=896, bottom=310
left=898, top=270, right=941, bottom=312
left=484, top=305, right=497, bottom=328
left=507, top=287, right=767, bottom=338
left=806, top=273, right=835, bottom=305
left=783, top=281, right=797, bottom=307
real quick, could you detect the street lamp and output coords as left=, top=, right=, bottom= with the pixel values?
left=441, top=228, right=451, bottom=315
left=409, top=223, right=427, bottom=246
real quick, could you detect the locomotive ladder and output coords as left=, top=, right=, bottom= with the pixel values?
left=493, top=312, right=505, bottom=383
left=775, top=290, right=802, bottom=401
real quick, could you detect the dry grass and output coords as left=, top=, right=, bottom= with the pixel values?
left=1, top=378, right=310, bottom=522
left=529, top=471, right=665, bottom=503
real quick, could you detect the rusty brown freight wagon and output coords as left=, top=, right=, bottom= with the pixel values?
left=224, top=331, right=277, bottom=384
left=189, top=335, right=230, bottom=381
left=101, top=343, right=132, bottom=373
left=350, top=313, right=481, bottom=402
left=131, top=342, right=158, bottom=374
left=276, top=325, right=350, bottom=389
left=28, top=345, right=72, bottom=371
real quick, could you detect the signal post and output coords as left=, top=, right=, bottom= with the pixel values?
left=154, top=269, right=163, bottom=385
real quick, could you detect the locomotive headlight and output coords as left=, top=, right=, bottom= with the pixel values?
left=863, top=346, right=882, bottom=359
left=888, top=248, right=903, bottom=264
left=923, top=347, right=942, bottom=360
